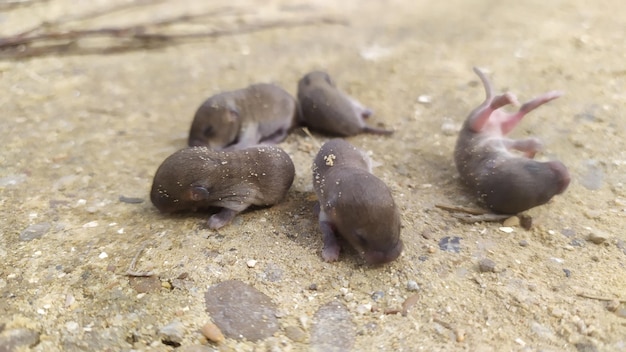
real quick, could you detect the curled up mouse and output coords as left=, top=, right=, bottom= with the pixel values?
left=454, top=67, right=570, bottom=214
left=297, top=71, right=393, bottom=136
left=188, top=83, right=297, bottom=150
left=312, top=139, right=403, bottom=264
left=151, top=145, right=295, bottom=229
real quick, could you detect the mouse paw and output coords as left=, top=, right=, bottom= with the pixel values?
left=207, top=208, right=238, bottom=229
left=319, top=219, right=341, bottom=262
left=322, top=245, right=341, bottom=262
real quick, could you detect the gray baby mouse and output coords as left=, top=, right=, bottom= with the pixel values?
left=151, top=145, right=295, bottom=229
left=188, top=83, right=297, bottom=150
left=297, top=71, right=393, bottom=136
left=312, top=139, right=403, bottom=264
left=454, top=67, right=570, bottom=214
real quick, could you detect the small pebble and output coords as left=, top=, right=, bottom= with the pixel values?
left=159, top=321, right=185, bottom=346
left=563, top=269, right=572, bottom=278
left=356, top=304, right=372, bottom=315
left=0, top=328, right=40, bottom=350
left=478, top=258, right=496, bottom=273
left=19, top=222, right=51, bottom=241
left=284, top=326, right=306, bottom=343
left=200, top=322, right=224, bottom=343
left=371, top=291, right=384, bottom=302
left=417, top=94, right=432, bottom=104
left=119, top=195, right=145, bottom=204
left=439, top=236, right=461, bottom=253
left=519, top=214, right=533, bottom=230
left=406, top=280, right=419, bottom=292
left=311, top=301, right=355, bottom=352
left=82, top=221, right=98, bottom=228
left=246, top=259, right=257, bottom=268
left=503, top=216, right=520, bottom=227
left=575, top=342, right=599, bottom=352
left=498, top=227, right=514, bottom=234
left=308, top=283, right=318, bottom=291
left=204, top=280, right=278, bottom=341
left=519, top=240, right=529, bottom=247
left=605, top=300, right=620, bottom=312
left=587, top=231, right=607, bottom=244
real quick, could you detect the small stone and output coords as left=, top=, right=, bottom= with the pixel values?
left=98, top=252, right=108, bottom=259
left=0, top=328, right=40, bottom=350
left=563, top=269, right=572, bottom=277
left=438, top=236, right=461, bottom=253
left=575, top=342, right=599, bottom=352
left=159, top=321, right=185, bottom=346
left=417, top=94, right=432, bottom=104
left=263, top=263, right=283, bottom=282
left=406, top=280, right=419, bottom=292
left=478, top=258, right=496, bottom=273
left=587, top=231, right=607, bottom=244
left=503, top=216, right=520, bottom=227
left=0, top=173, right=27, bottom=187
left=200, top=322, right=224, bottom=343
left=119, top=195, right=144, bottom=204
left=371, top=291, right=384, bottom=302
left=308, top=283, right=318, bottom=291
left=498, top=227, right=514, bottom=234
left=519, top=240, right=529, bottom=247
left=19, top=222, right=51, bottom=241
left=311, top=301, right=355, bottom=352
left=440, top=118, right=459, bottom=136
left=606, top=300, right=620, bottom=312
left=519, top=214, right=533, bottom=230
left=284, top=326, right=306, bottom=343
left=82, top=221, right=98, bottom=228
left=356, top=304, right=372, bottom=315
left=65, top=321, right=79, bottom=332
left=246, top=259, right=257, bottom=268
left=205, top=280, right=278, bottom=341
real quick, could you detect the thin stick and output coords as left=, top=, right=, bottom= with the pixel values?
left=435, top=203, right=489, bottom=215
left=301, top=127, right=322, bottom=149
left=0, top=15, right=348, bottom=49
left=126, top=242, right=156, bottom=277
left=577, top=292, right=626, bottom=303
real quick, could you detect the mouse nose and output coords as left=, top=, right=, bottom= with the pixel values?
left=188, top=138, right=205, bottom=147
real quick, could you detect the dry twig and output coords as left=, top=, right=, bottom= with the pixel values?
left=577, top=292, right=626, bottom=303
left=126, top=241, right=156, bottom=277
left=0, top=3, right=348, bottom=59
left=435, top=203, right=510, bottom=223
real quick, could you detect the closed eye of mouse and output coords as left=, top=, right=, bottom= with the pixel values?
left=202, top=126, right=214, bottom=138
left=190, top=185, right=210, bottom=201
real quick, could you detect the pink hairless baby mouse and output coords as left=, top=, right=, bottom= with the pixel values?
left=453, top=67, right=570, bottom=214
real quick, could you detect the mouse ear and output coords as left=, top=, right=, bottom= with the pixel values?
left=190, top=185, right=210, bottom=201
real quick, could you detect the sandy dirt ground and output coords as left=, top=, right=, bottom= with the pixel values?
left=1, top=0, right=625, bottom=351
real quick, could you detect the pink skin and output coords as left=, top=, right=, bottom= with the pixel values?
left=454, top=67, right=570, bottom=214
left=468, top=67, right=563, bottom=156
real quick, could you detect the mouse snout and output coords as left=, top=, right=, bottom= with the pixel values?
left=188, top=138, right=205, bottom=147
left=549, top=161, right=570, bottom=194
left=363, top=239, right=403, bottom=265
